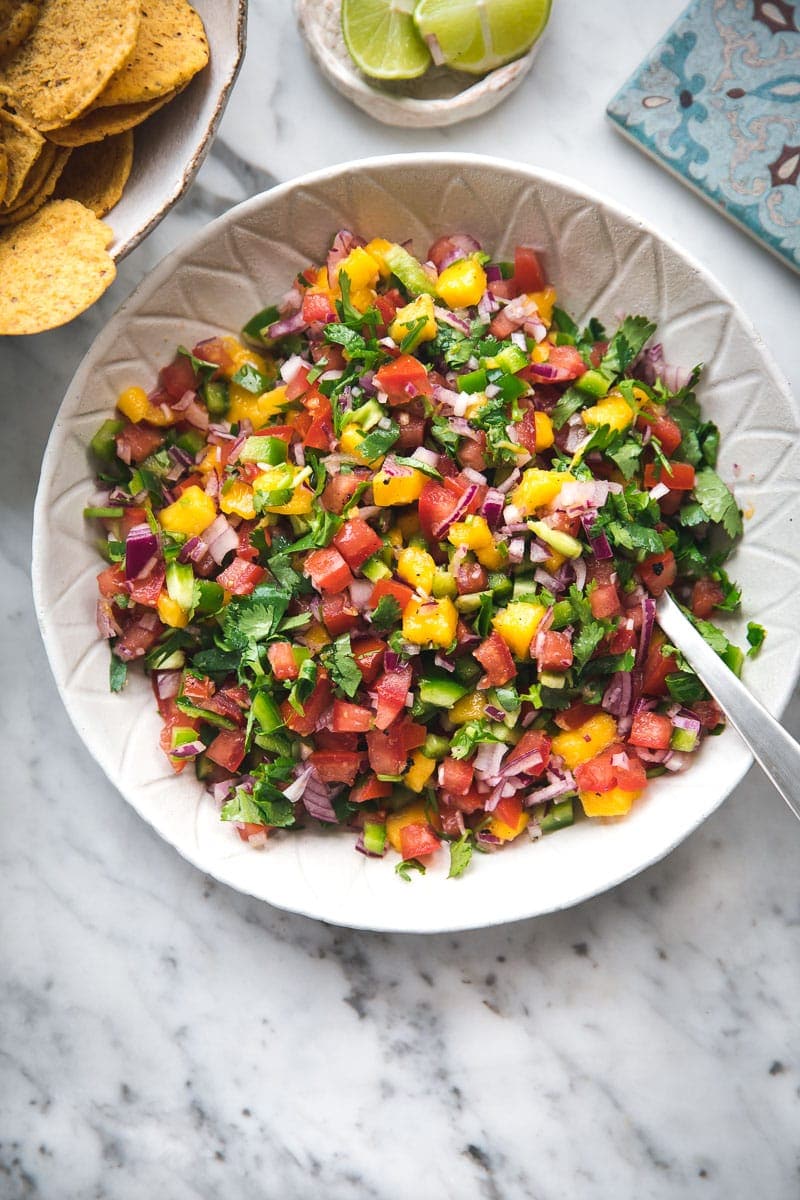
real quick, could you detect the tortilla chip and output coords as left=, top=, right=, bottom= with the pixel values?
left=53, top=130, right=132, bottom=217
left=0, top=0, right=140, bottom=130
left=94, top=0, right=208, bottom=110
left=0, top=145, right=69, bottom=223
left=0, top=2, right=40, bottom=61
left=2, top=137, right=54, bottom=207
left=0, top=143, right=7, bottom=206
left=0, top=199, right=115, bottom=334
left=44, top=90, right=176, bottom=147
left=0, top=107, right=45, bottom=204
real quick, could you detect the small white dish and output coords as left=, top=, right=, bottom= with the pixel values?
left=109, top=0, right=247, bottom=260
left=295, top=0, right=541, bottom=127
left=32, top=154, right=800, bottom=932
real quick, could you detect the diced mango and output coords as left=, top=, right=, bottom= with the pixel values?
left=335, top=246, right=381, bottom=293
left=450, top=690, right=487, bottom=724
left=544, top=550, right=566, bottom=574
left=227, top=383, right=290, bottom=426
left=531, top=342, right=550, bottom=364
left=221, top=337, right=270, bottom=380
left=510, top=468, right=574, bottom=516
left=197, top=445, right=221, bottom=475
left=533, top=411, right=554, bottom=452
left=551, top=713, right=618, bottom=770
left=389, top=293, right=436, bottom=349
left=364, top=238, right=394, bottom=277
left=492, top=601, right=546, bottom=659
left=220, top=479, right=256, bottom=519
left=436, top=257, right=487, bottom=309
left=402, top=596, right=458, bottom=648
left=373, top=468, right=427, bottom=507
left=158, top=485, right=216, bottom=538
left=397, top=546, right=436, bottom=595
left=487, top=809, right=530, bottom=842
left=448, top=514, right=493, bottom=552
left=404, top=751, right=437, bottom=793
left=530, top=286, right=557, bottom=324
left=386, top=802, right=436, bottom=853
left=582, top=391, right=636, bottom=434
left=157, top=593, right=190, bottom=628
left=475, top=542, right=507, bottom=571
left=117, top=386, right=173, bottom=427
left=580, top=787, right=641, bottom=818
left=268, top=485, right=315, bottom=516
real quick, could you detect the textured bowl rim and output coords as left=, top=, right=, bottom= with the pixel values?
left=112, top=0, right=248, bottom=262
left=32, top=152, right=799, bottom=932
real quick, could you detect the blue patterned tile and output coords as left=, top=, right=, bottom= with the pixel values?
left=607, top=0, right=800, bottom=274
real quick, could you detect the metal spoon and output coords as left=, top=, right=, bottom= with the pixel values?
left=656, top=591, right=800, bottom=821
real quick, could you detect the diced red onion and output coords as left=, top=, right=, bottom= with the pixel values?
left=283, top=764, right=314, bottom=803
left=302, top=769, right=339, bottom=823
left=527, top=777, right=573, bottom=804
left=202, top=514, right=238, bottom=565
left=153, top=669, right=181, bottom=699
left=96, top=599, right=121, bottom=639
left=461, top=466, right=487, bottom=486
left=573, top=557, right=587, bottom=590
left=411, top=446, right=439, bottom=469
left=433, top=305, right=471, bottom=334
left=508, top=537, right=526, bottom=563
left=637, top=344, right=692, bottom=393
left=279, top=354, right=306, bottom=384
left=211, top=778, right=237, bottom=805
left=649, top=481, right=670, bottom=501
left=524, top=318, right=548, bottom=343
left=474, top=741, right=507, bottom=777
left=478, top=291, right=500, bottom=318
left=125, top=523, right=159, bottom=580
left=327, top=229, right=363, bottom=278
left=384, top=650, right=402, bottom=672
left=638, top=596, right=656, bottom=666
left=268, top=310, right=307, bottom=339
left=204, top=471, right=220, bottom=501
left=349, top=579, right=372, bottom=610
left=534, top=568, right=562, bottom=591
left=498, top=469, right=521, bottom=495
left=433, top=484, right=478, bottom=538
left=602, top=671, right=633, bottom=716
left=499, top=748, right=544, bottom=778
left=170, top=739, right=206, bottom=759
left=663, top=751, right=690, bottom=772
left=485, top=705, right=506, bottom=722
left=484, top=264, right=503, bottom=284
left=529, top=540, right=551, bottom=564
left=292, top=441, right=306, bottom=467
left=528, top=361, right=559, bottom=381
left=445, top=416, right=481, bottom=441
left=636, top=746, right=669, bottom=763
left=355, top=830, right=386, bottom=858
left=672, top=710, right=701, bottom=736
left=476, top=831, right=502, bottom=848
left=179, top=535, right=208, bottom=565
left=434, top=653, right=455, bottom=673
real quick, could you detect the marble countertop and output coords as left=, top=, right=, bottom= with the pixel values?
left=2, top=1, right=799, bottom=1196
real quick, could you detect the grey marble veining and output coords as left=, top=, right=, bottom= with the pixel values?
left=2, top=1, right=799, bottom=1197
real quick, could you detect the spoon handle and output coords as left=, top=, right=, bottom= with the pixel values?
left=656, top=592, right=800, bottom=822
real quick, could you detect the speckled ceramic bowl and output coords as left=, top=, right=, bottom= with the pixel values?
left=33, top=154, right=800, bottom=932
left=110, top=0, right=247, bottom=260
left=295, top=0, right=543, bottom=127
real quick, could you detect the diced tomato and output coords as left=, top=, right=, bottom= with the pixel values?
left=394, top=407, right=427, bottom=454
left=159, top=354, right=198, bottom=401
left=374, top=355, right=432, bottom=402
left=204, top=689, right=247, bottom=727
left=438, top=803, right=466, bottom=836
left=332, top=700, right=373, bottom=732
left=456, top=561, right=488, bottom=595
left=368, top=577, right=413, bottom=613
left=474, top=631, right=516, bottom=689
left=393, top=718, right=427, bottom=752
left=629, top=711, right=673, bottom=750
left=457, top=430, right=488, bottom=473
left=115, top=614, right=163, bottom=660
left=636, top=550, right=677, bottom=597
left=374, top=291, right=400, bottom=329
left=309, top=750, right=363, bottom=785
left=116, top=424, right=163, bottom=463
left=254, top=423, right=294, bottom=444
left=504, top=729, right=551, bottom=778
left=128, top=561, right=166, bottom=608
left=315, top=730, right=359, bottom=752
left=573, top=747, right=615, bottom=794
left=492, top=793, right=523, bottom=831
left=643, top=461, right=695, bottom=491
left=158, top=698, right=200, bottom=772
left=554, top=702, right=600, bottom=731
left=529, top=344, right=586, bottom=383
left=120, top=506, right=148, bottom=537
left=399, top=823, right=441, bottom=859
left=304, top=546, right=354, bottom=594
left=352, top=637, right=387, bottom=684
left=586, top=558, right=618, bottom=587
left=374, top=665, right=412, bottom=731
left=691, top=578, right=725, bottom=619
left=445, top=474, right=485, bottom=514
left=181, top=672, right=215, bottom=705
left=489, top=308, right=518, bottom=339
left=217, top=557, right=266, bottom=596
left=366, top=728, right=406, bottom=776
left=694, top=700, right=723, bottom=730
left=590, top=583, right=621, bottom=619
left=206, top=729, right=246, bottom=772
left=418, top=481, right=458, bottom=545
left=234, top=520, right=260, bottom=562
left=514, top=407, right=541, bottom=455
left=589, top=341, right=609, bottom=367
left=352, top=775, right=393, bottom=803
left=609, top=621, right=638, bottom=655
left=267, top=641, right=298, bottom=680
left=321, top=592, right=360, bottom=637
left=173, top=473, right=205, bottom=497
left=285, top=362, right=312, bottom=401
left=451, top=787, right=486, bottom=814
left=222, top=683, right=250, bottom=709
left=658, top=489, right=685, bottom=517
left=321, top=471, right=368, bottom=514
left=512, top=245, right=546, bottom=293
left=488, top=278, right=517, bottom=301
left=192, top=336, right=233, bottom=375
left=441, top=756, right=474, bottom=796
left=235, top=822, right=269, bottom=843
left=333, top=517, right=383, bottom=570
left=302, top=291, right=336, bottom=324
left=97, top=564, right=127, bottom=599
left=641, top=633, right=679, bottom=697
left=651, top=415, right=682, bottom=456
left=302, top=388, right=335, bottom=451
left=281, top=668, right=332, bottom=736
left=536, top=630, right=574, bottom=671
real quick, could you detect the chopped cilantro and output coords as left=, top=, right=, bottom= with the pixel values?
left=323, top=633, right=362, bottom=698
left=371, top=594, right=401, bottom=631
left=746, top=622, right=766, bottom=657
left=447, top=832, right=474, bottom=879
left=693, top=468, right=743, bottom=538
left=396, top=858, right=426, bottom=881
left=109, top=650, right=127, bottom=693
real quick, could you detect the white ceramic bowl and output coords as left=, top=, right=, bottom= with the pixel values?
left=296, top=0, right=542, bottom=127
left=109, top=0, right=247, bottom=260
left=33, top=154, right=800, bottom=933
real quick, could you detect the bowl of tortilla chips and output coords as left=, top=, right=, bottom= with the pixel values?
left=0, top=0, right=247, bottom=336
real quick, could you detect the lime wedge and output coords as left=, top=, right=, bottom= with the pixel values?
left=342, top=0, right=432, bottom=81
left=413, top=0, right=551, bottom=75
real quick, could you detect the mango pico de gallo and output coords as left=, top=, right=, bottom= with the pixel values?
left=86, top=230, right=762, bottom=879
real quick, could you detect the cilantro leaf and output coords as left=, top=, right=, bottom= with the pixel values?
left=288, top=658, right=318, bottom=714
left=572, top=621, right=606, bottom=669
left=746, top=622, right=766, bottom=657
left=396, top=858, right=426, bottom=881
left=447, top=832, right=474, bottom=879
left=222, top=591, right=290, bottom=648
left=430, top=414, right=461, bottom=456
left=551, top=387, right=587, bottom=431
left=323, top=633, right=362, bottom=698
left=606, top=437, right=643, bottom=481
left=355, top=422, right=400, bottom=463
left=231, top=362, right=271, bottom=394
left=693, top=468, right=743, bottom=538
left=600, top=316, right=657, bottom=379
left=371, top=594, right=401, bottom=632
left=325, top=323, right=367, bottom=356
left=109, top=649, right=127, bottom=693
left=665, top=671, right=706, bottom=703
left=450, top=720, right=504, bottom=761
